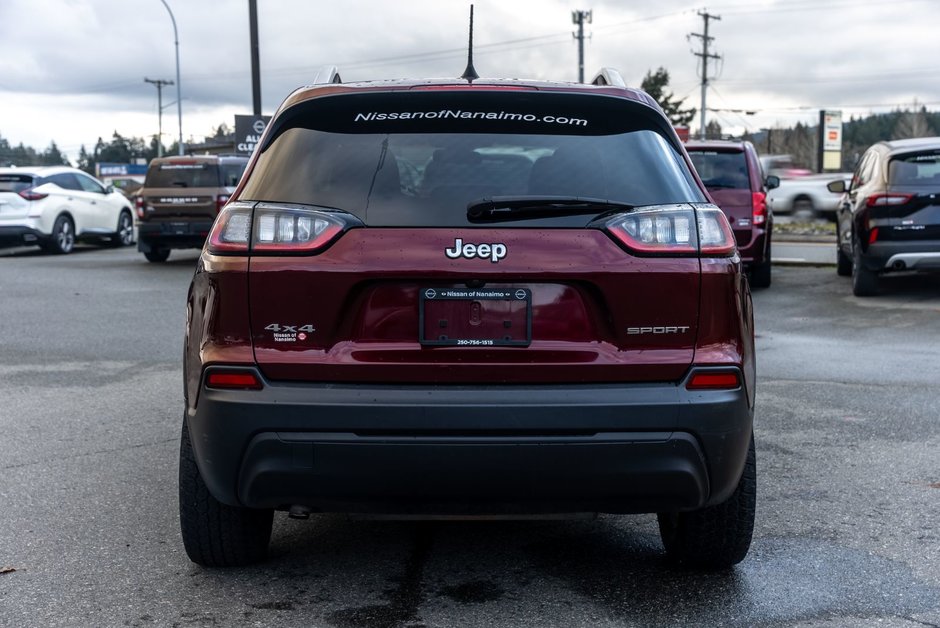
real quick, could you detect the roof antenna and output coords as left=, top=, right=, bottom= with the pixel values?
left=460, top=4, right=479, bottom=82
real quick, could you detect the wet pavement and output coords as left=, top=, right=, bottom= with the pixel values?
left=1, top=246, right=938, bottom=627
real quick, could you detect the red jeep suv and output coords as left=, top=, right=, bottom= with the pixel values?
left=180, top=70, right=757, bottom=569
left=686, top=140, right=777, bottom=288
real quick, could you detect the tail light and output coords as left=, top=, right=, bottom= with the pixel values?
left=215, top=194, right=230, bottom=214
left=18, top=188, right=48, bottom=201
left=135, top=196, right=146, bottom=219
left=687, top=370, right=741, bottom=390
left=207, top=203, right=252, bottom=253
left=253, top=205, right=346, bottom=253
left=866, top=193, right=912, bottom=207
left=205, top=370, right=263, bottom=390
left=752, top=191, right=767, bottom=225
left=869, top=228, right=879, bottom=244
left=207, top=202, right=348, bottom=255
left=606, top=206, right=735, bottom=257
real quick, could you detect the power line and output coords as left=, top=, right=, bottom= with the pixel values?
left=715, top=0, right=935, bottom=16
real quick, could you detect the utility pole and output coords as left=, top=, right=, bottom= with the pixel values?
left=572, top=10, right=592, bottom=83
left=690, top=11, right=721, bottom=139
left=249, top=0, right=261, bottom=115
left=144, top=78, right=174, bottom=157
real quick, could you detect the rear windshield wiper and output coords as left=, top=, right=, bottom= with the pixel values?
left=467, top=196, right=635, bottom=223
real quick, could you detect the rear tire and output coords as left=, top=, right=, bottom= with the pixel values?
left=144, top=248, right=170, bottom=263
left=110, top=211, right=134, bottom=247
left=749, top=241, right=772, bottom=289
left=658, top=437, right=756, bottom=570
left=836, top=245, right=852, bottom=277
left=792, top=197, right=814, bottom=216
left=41, top=214, right=75, bottom=254
left=179, top=419, right=273, bottom=567
left=851, top=242, right=879, bottom=296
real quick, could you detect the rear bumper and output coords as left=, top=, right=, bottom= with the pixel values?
left=737, top=227, right=769, bottom=266
left=864, top=239, right=940, bottom=272
left=187, top=367, right=753, bottom=514
left=137, top=220, right=213, bottom=251
left=0, top=225, right=44, bottom=245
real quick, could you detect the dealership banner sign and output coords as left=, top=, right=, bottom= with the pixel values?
left=234, top=115, right=271, bottom=155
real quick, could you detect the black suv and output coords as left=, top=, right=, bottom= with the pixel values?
left=135, top=155, right=248, bottom=262
left=830, top=137, right=940, bottom=295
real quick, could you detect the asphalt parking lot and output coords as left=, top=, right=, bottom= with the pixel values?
left=1, top=244, right=938, bottom=628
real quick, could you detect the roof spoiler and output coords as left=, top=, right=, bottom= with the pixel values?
left=311, top=65, right=342, bottom=85
left=590, top=67, right=625, bottom=87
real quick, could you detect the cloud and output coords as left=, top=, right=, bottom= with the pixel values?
left=1, top=0, right=938, bottom=159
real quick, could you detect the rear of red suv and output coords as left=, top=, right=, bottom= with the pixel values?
left=686, top=140, right=776, bottom=287
left=180, top=78, right=757, bottom=569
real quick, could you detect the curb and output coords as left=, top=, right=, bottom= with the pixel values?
left=771, top=260, right=835, bottom=267
left=774, top=233, right=836, bottom=243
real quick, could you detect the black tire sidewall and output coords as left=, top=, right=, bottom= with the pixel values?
left=49, top=215, right=75, bottom=254
left=116, top=211, right=134, bottom=246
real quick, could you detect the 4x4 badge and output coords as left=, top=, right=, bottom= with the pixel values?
left=445, top=238, right=507, bottom=263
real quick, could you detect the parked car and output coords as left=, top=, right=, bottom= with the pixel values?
left=180, top=67, right=757, bottom=569
left=686, top=140, right=777, bottom=287
left=135, top=154, right=248, bottom=262
left=0, top=166, right=134, bottom=254
left=768, top=172, right=852, bottom=219
left=829, top=137, right=940, bottom=296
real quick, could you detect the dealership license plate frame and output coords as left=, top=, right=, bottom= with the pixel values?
left=419, top=287, right=532, bottom=347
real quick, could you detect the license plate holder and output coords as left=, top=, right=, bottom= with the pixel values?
left=419, top=287, right=531, bottom=347
left=165, top=222, right=190, bottom=235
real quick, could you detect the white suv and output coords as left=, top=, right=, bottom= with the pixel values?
left=0, top=166, right=135, bottom=254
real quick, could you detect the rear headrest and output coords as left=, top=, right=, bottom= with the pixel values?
left=892, top=160, right=918, bottom=183
left=528, top=145, right=608, bottom=198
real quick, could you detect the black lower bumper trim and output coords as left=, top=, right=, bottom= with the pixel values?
left=237, top=430, right=710, bottom=514
left=0, top=226, right=43, bottom=245
left=865, top=239, right=940, bottom=272
left=137, top=221, right=213, bottom=251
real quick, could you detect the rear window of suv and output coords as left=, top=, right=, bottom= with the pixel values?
left=688, top=150, right=750, bottom=190
left=240, top=90, right=705, bottom=226
left=888, top=150, right=940, bottom=186
left=0, top=174, right=34, bottom=192
left=145, top=161, right=247, bottom=188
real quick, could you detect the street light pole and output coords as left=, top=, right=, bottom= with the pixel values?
left=144, top=78, right=173, bottom=157
left=158, top=0, right=184, bottom=155
left=249, top=0, right=262, bottom=115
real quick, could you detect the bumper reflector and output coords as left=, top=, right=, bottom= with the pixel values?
left=206, top=372, right=263, bottom=390
left=686, top=371, right=740, bottom=390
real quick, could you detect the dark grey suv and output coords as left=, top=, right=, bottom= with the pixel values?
left=829, top=137, right=940, bottom=295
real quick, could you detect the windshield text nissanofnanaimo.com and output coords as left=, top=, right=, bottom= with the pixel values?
left=354, top=110, right=588, bottom=126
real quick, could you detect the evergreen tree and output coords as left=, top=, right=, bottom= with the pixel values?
left=39, top=141, right=68, bottom=166
left=77, top=145, right=93, bottom=173
left=640, top=67, right=696, bottom=126
left=705, top=120, right=723, bottom=140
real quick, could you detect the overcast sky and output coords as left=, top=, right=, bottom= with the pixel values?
left=1, top=0, right=939, bottom=162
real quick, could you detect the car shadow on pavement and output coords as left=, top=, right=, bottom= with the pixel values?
left=180, top=514, right=940, bottom=628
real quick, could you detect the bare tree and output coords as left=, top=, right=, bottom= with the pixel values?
left=893, top=102, right=933, bottom=140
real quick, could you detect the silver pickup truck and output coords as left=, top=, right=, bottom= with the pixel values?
left=768, top=172, right=852, bottom=219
